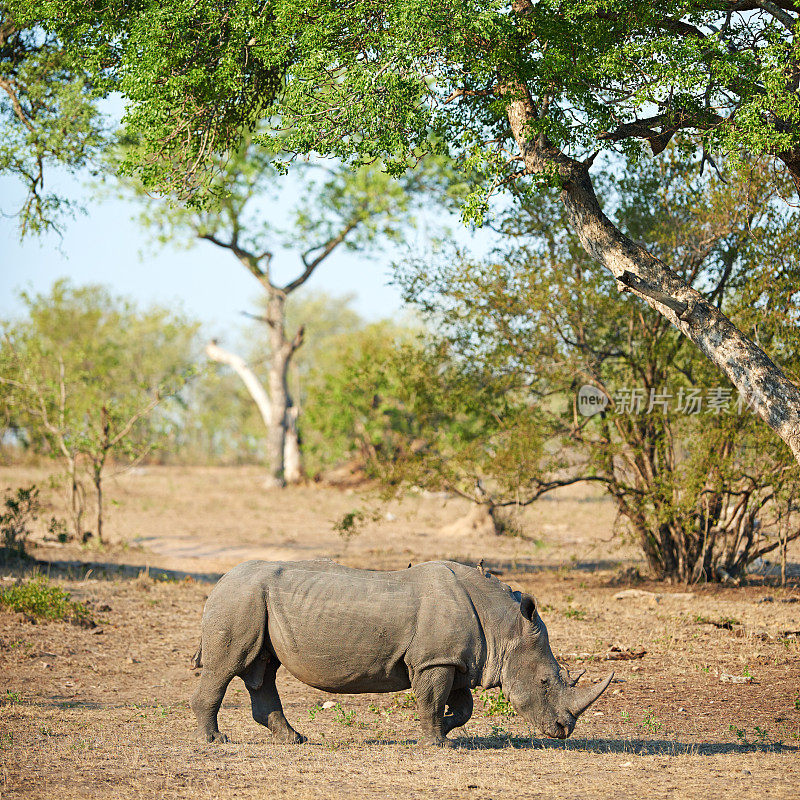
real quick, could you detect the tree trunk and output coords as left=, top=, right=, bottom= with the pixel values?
left=93, top=465, right=103, bottom=544
left=205, top=293, right=305, bottom=487
left=284, top=405, right=303, bottom=484
left=66, top=456, right=84, bottom=541
left=504, top=87, right=800, bottom=465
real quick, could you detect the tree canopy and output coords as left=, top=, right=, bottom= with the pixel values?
left=0, top=280, right=199, bottom=538
left=1, top=4, right=108, bottom=235
left=12, top=2, right=799, bottom=193
left=8, top=0, right=800, bottom=462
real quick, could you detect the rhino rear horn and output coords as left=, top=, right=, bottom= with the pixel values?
left=566, top=668, right=585, bottom=687
left=567, top=672, right=614, bottom=717
left=559, top=666, right=585, bottom=686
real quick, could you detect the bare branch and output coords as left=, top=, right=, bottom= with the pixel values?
left=205, top=340, right=272, bottom=429
left=106, top=393, right=164, bottom=449
left=200, top=233, right=273, bottom=283
left=290, top=324, right=305, bottom=354
left=286, top=219, right=359, bottom=294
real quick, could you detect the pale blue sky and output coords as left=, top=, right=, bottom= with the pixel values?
left=1, top=168, right=488, bottom=342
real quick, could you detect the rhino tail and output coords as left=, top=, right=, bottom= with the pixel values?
left=190, top=640, right=203, bottom=669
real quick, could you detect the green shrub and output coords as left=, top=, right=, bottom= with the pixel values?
left=479, top=688, right=517, bottom=718
left=0, top=576, right=95, bottom=627
left=0, top=485, right=40, bottom=558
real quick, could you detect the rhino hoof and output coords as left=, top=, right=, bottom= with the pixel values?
left=273, top=730, right=307, bottom=744
left=424, top=737, right=456, bottom=749
left=199, top=730, right=229, bottom=744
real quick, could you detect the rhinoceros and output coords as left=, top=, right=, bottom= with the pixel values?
left=190, top=559, right=612, bottom=746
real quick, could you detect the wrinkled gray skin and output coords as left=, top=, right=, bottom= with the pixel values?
left=191, top=559, right=613, bottom=747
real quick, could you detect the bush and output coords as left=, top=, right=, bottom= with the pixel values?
left=0, top=576, right=95, bottom=627
left=0, top=485, right=39, bottom=559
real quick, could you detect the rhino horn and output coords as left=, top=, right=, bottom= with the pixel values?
left=567, top=669, right=586, bottom=687
left=567, top=672, right=614, bottom=717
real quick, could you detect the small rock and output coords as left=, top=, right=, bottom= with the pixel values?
left=678, top=707, right=686, bottom=713
left=613, top=589, right=656, bottom=600
left=742, top=770, right=751, bottom=775
left=756, top=597, right=774, bottom=604
left=91, top=628, right=104, bottom=635
left=592, top=711, right=604, bottom=716
left=620, top=761, right=633, bottom=768
left=385, top=512, right=396, bottom=522
left=720, top=673, right=752, bottom=684
left=605, top=645, right=647, bottom=661
left=322, top=700, right=336, bottom=709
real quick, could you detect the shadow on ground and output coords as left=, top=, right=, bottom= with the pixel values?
left=11, top=556, right=225, bottom=584
left=4, top=552, right=799, bottom=586
left=362, top=735, right=800, bottom=756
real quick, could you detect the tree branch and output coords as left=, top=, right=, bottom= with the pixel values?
left=755, top=1, right=798, bottom=31
left=286, top=219, right=358, bottom=293
left=200, top=233, right=273, bottom=283
left=205, top=340, right=272, bottom=429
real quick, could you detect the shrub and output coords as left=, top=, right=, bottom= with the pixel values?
left=0, top=576, right=95, bottom=627
left=0, top=485, right=39, bottom=559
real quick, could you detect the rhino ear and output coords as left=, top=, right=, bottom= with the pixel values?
left=520, top=594, right=538, bottom=622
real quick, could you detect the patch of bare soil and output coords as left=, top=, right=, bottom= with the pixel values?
left=1, top=466, right=799, bottom=799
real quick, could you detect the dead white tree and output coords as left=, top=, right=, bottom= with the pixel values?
left=205, top=339, right=302, bottom=485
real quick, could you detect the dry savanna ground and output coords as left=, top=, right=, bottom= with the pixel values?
left=1, top=465, right=799, bottom=799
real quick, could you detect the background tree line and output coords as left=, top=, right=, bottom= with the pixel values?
left=3, top=1, right=800, bottom=583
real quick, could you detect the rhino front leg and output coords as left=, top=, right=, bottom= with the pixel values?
left=412, top=665, right=457, bottom=748
left=443, top=686, right=473, bottom=736
left=247, top=662, right=307, bottom=744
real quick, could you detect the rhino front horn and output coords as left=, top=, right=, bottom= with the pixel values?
left=567, top=672, right=614, bottom=717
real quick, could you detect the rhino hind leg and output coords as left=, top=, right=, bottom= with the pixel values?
left=443, top=686, right=473, bottom=736
left=247, top=661, right=307, bottom=744
left=412, top=665, right=458, bottom=748
left=191, top=667, right=234, bottom=743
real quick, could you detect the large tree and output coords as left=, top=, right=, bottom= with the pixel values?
left=391, top=153, right=800, bottom=582
left=133, top=140, right=453, bottom=486
left=11, top=1, right=800, bottom=462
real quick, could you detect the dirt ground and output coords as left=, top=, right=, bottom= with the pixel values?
left=1, top=465, right=799, bottom=799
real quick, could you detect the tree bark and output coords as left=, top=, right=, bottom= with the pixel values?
left=66, top=455, right=85, bottom=541
left=284, top=405, right=303, bottom=484
left=504, top=85, right=800, bottom=465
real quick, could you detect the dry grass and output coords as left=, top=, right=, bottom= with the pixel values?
left=1, top=465, right=799, bottom=799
